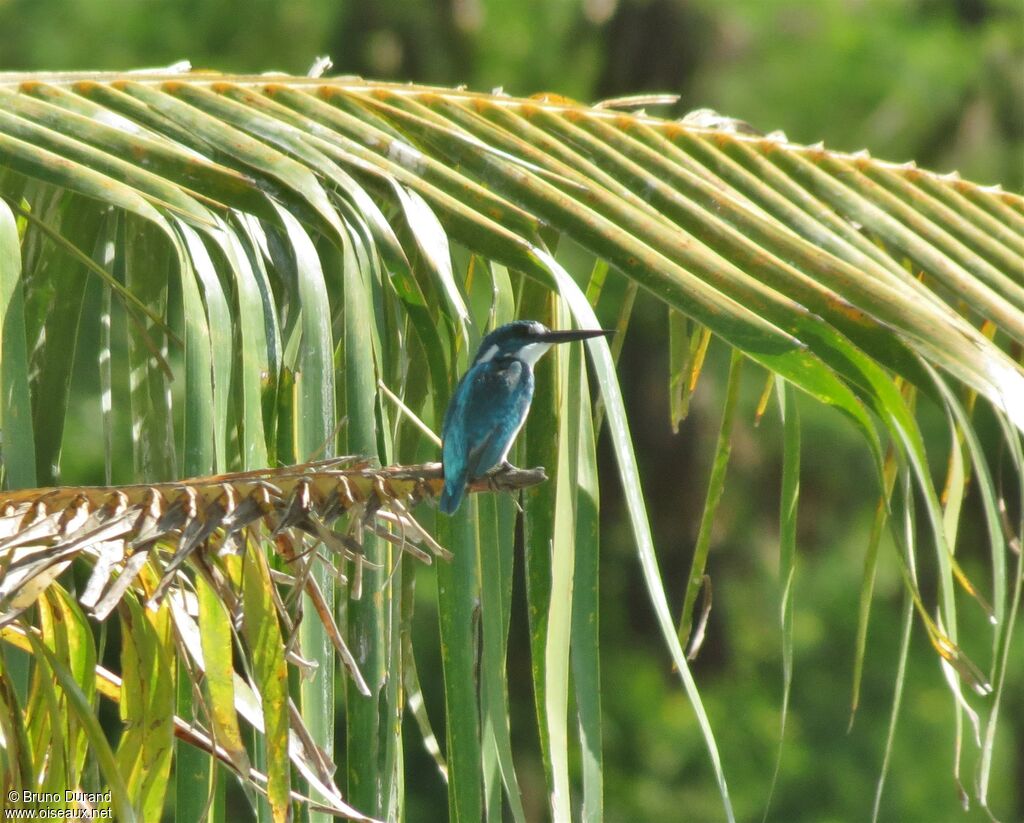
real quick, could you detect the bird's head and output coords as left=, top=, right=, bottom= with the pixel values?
left=473, top=320, right=613, bottom=366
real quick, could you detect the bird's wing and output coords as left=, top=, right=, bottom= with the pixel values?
left=463, top=359, right=532, bottom=479
left=443, top=359, right=531, bottom=487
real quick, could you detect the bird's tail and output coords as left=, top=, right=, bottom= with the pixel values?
left=439, top=479, right=464, bottom=515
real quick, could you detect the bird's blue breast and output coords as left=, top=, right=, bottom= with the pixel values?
left=439, top=357, right=534, bottom=514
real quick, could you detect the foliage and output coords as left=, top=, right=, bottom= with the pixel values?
left=0, top=68, right=1020, bottom=823
left=1, top=0, right=1020, bottom=191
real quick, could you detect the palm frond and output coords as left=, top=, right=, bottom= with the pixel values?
left=0, top=459, right=550, bottom=626
left=0, top=72, right=1020, bottom=821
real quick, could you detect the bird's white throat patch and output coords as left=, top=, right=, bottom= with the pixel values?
left=518, top=342, right=553, bottom=366
left=475, top=340, right=553, bottom=366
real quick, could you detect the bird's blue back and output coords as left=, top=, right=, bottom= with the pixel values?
left=439, top=355, right=534, bottom=514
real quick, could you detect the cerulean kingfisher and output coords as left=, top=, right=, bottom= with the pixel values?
left=439, top=320, right=613, bottom=514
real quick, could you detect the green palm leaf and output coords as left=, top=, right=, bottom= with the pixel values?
left=0, top=72, right=1020, bottom=822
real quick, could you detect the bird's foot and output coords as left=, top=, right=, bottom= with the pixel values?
left=483, top=462, right=548, bottom=490
left=485, top=461, right=516, bottom=491
left=469, top=463, right=548, bottom=496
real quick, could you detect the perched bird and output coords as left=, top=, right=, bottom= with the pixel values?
left=439, top=320, right=613, bottom=514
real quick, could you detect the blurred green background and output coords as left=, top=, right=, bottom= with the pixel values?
left=2, top=0, right=1021, bottom=820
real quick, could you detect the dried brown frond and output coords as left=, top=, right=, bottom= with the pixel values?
left=0, top=458, right=545, bottom=628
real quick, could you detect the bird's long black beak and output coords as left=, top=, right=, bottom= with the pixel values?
left=539, top=328, right=615, bottom=344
